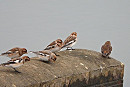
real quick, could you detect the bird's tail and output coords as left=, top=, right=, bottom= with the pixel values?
left=0, top=53, right=5, bottom=56
left=29, top=51, right=39, bottom=55
left=29, top=51, right=36, bottom=53
left=61, top=44, right=66, bottom=49
left=0, top=52, right=11, bottom=56
left=0, top=54, right=5, bottom=56
left=0, top=63, right=5, bottom=66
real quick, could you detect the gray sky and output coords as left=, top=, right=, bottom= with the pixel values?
left=0, top=0, right=130, bottom=86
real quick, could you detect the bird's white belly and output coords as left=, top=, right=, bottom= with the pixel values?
left=67, top=41, right=77, bottom=48
left=6, top=63, right=23, bottom=68
left=38, top=55, right=49, bottom=61
left=50, top=47, right=61, bottom=52
left=8, top=53, right=20, bottom=58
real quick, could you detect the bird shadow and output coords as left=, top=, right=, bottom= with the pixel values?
left=35, top=59, right=54, bottom=65
left=30, top=57, right=56, bottom=65
left=0, top=69, right=23, bottom=74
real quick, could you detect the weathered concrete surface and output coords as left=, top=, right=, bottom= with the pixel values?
left=0, top=49, right=124, bottom=87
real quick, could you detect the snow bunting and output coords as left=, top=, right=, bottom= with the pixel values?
left=0, top=47, right=27, bottom=59
left=30, top=50, right=57, bottom=62
left=0, top=56, right=30, bottom=73
left=62, top=32, right=77, bottom=50
left=101, top=41, right=112, bottom=58
left=44, top=39, right=63, bottom=56
left=44, top=39, right=63, bottom=52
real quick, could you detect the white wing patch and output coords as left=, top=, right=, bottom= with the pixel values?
left=46, top=45, right=55, bottom=50
left=69, top=40, right=75, bottom=44
left=14, top=60, right=20, bottom=63
left=65, top=40, right=75, bottom=46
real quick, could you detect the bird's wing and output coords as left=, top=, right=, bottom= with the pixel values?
left=109, top=46, right=112, bottom=52
left=8, top=58, right=21, bottom=63
left=44, top=41, right=56, bottom=50
left=1, top=59, right=20, bottom=66
left=63, top=36, right=76, bottom=47
left=39, top=51, right=50, bottom=56
left=1, top=50, right=19, bottom=55
left=30, top=51, right=40, bottom=55
left=9, top=47, right=20, bottom=53
left=0, top=62, right=16, bottom=66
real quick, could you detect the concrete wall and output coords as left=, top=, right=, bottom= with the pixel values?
left=0, top=49, right=124, bottom=87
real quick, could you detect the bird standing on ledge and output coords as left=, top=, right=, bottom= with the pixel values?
left=62, top=32, right=77, bottom=50
left=30, top=50, right=57, bottom=62
left=44, top=39, right=63, bottom=56
left=0, top=56, right=30, bottom=73
left=101, top=41, right=112, bottom=58
left=0, top=47, right=27, bottom=59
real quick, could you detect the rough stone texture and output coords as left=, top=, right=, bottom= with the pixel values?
left=0, top=49, right=124, bottom=87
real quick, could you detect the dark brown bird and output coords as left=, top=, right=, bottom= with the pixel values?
left=101, top=41, right=112, bottom=58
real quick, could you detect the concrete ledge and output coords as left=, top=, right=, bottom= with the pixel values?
left=0, top=49, right=124, bottom=87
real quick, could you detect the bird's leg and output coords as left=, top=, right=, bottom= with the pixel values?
left=71, top=47, right=75, bottom=50
left=66, top=47, right=70, bottom=50
left=13, top=68, right=21, bottom=73
left=54, top=52, right=59, bottom=56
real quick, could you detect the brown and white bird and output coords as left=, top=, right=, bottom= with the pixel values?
left=44, top=39, right=63, bottom=55
left=0, top=56, right=30, bottom=73
left=62, top=32, right=77, bottom=50
left=101, top=41, right=112, bottom=58
left=0, top=47, right=27, bottom=59
left=30, top=50, right=57, bottom=62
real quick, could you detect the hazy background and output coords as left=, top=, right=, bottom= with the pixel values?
left=0, top=0, right=129, bottom=86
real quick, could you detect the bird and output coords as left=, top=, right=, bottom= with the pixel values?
left=0, top=56, right=30, bottom=73
left=0, top=47, right=27, bottom=59
left=62, top=32, right=77, bottom=50
left=44, top=39, right=63, bottom=56
left=101, top=41, right=112, bottom=58
left=30, top=50, right=57, bottom=62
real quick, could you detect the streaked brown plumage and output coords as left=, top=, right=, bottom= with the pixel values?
left=0, top=56, right=30, bottom=73
left=44, top=39, right=63, bottom=53
left=101, top=41, right=112, bottom=58
left=30, top=50, right=57, bottom=62
left=62, top=32, right=77, bottom=50
left=0, top=47, right=27, bottom=58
